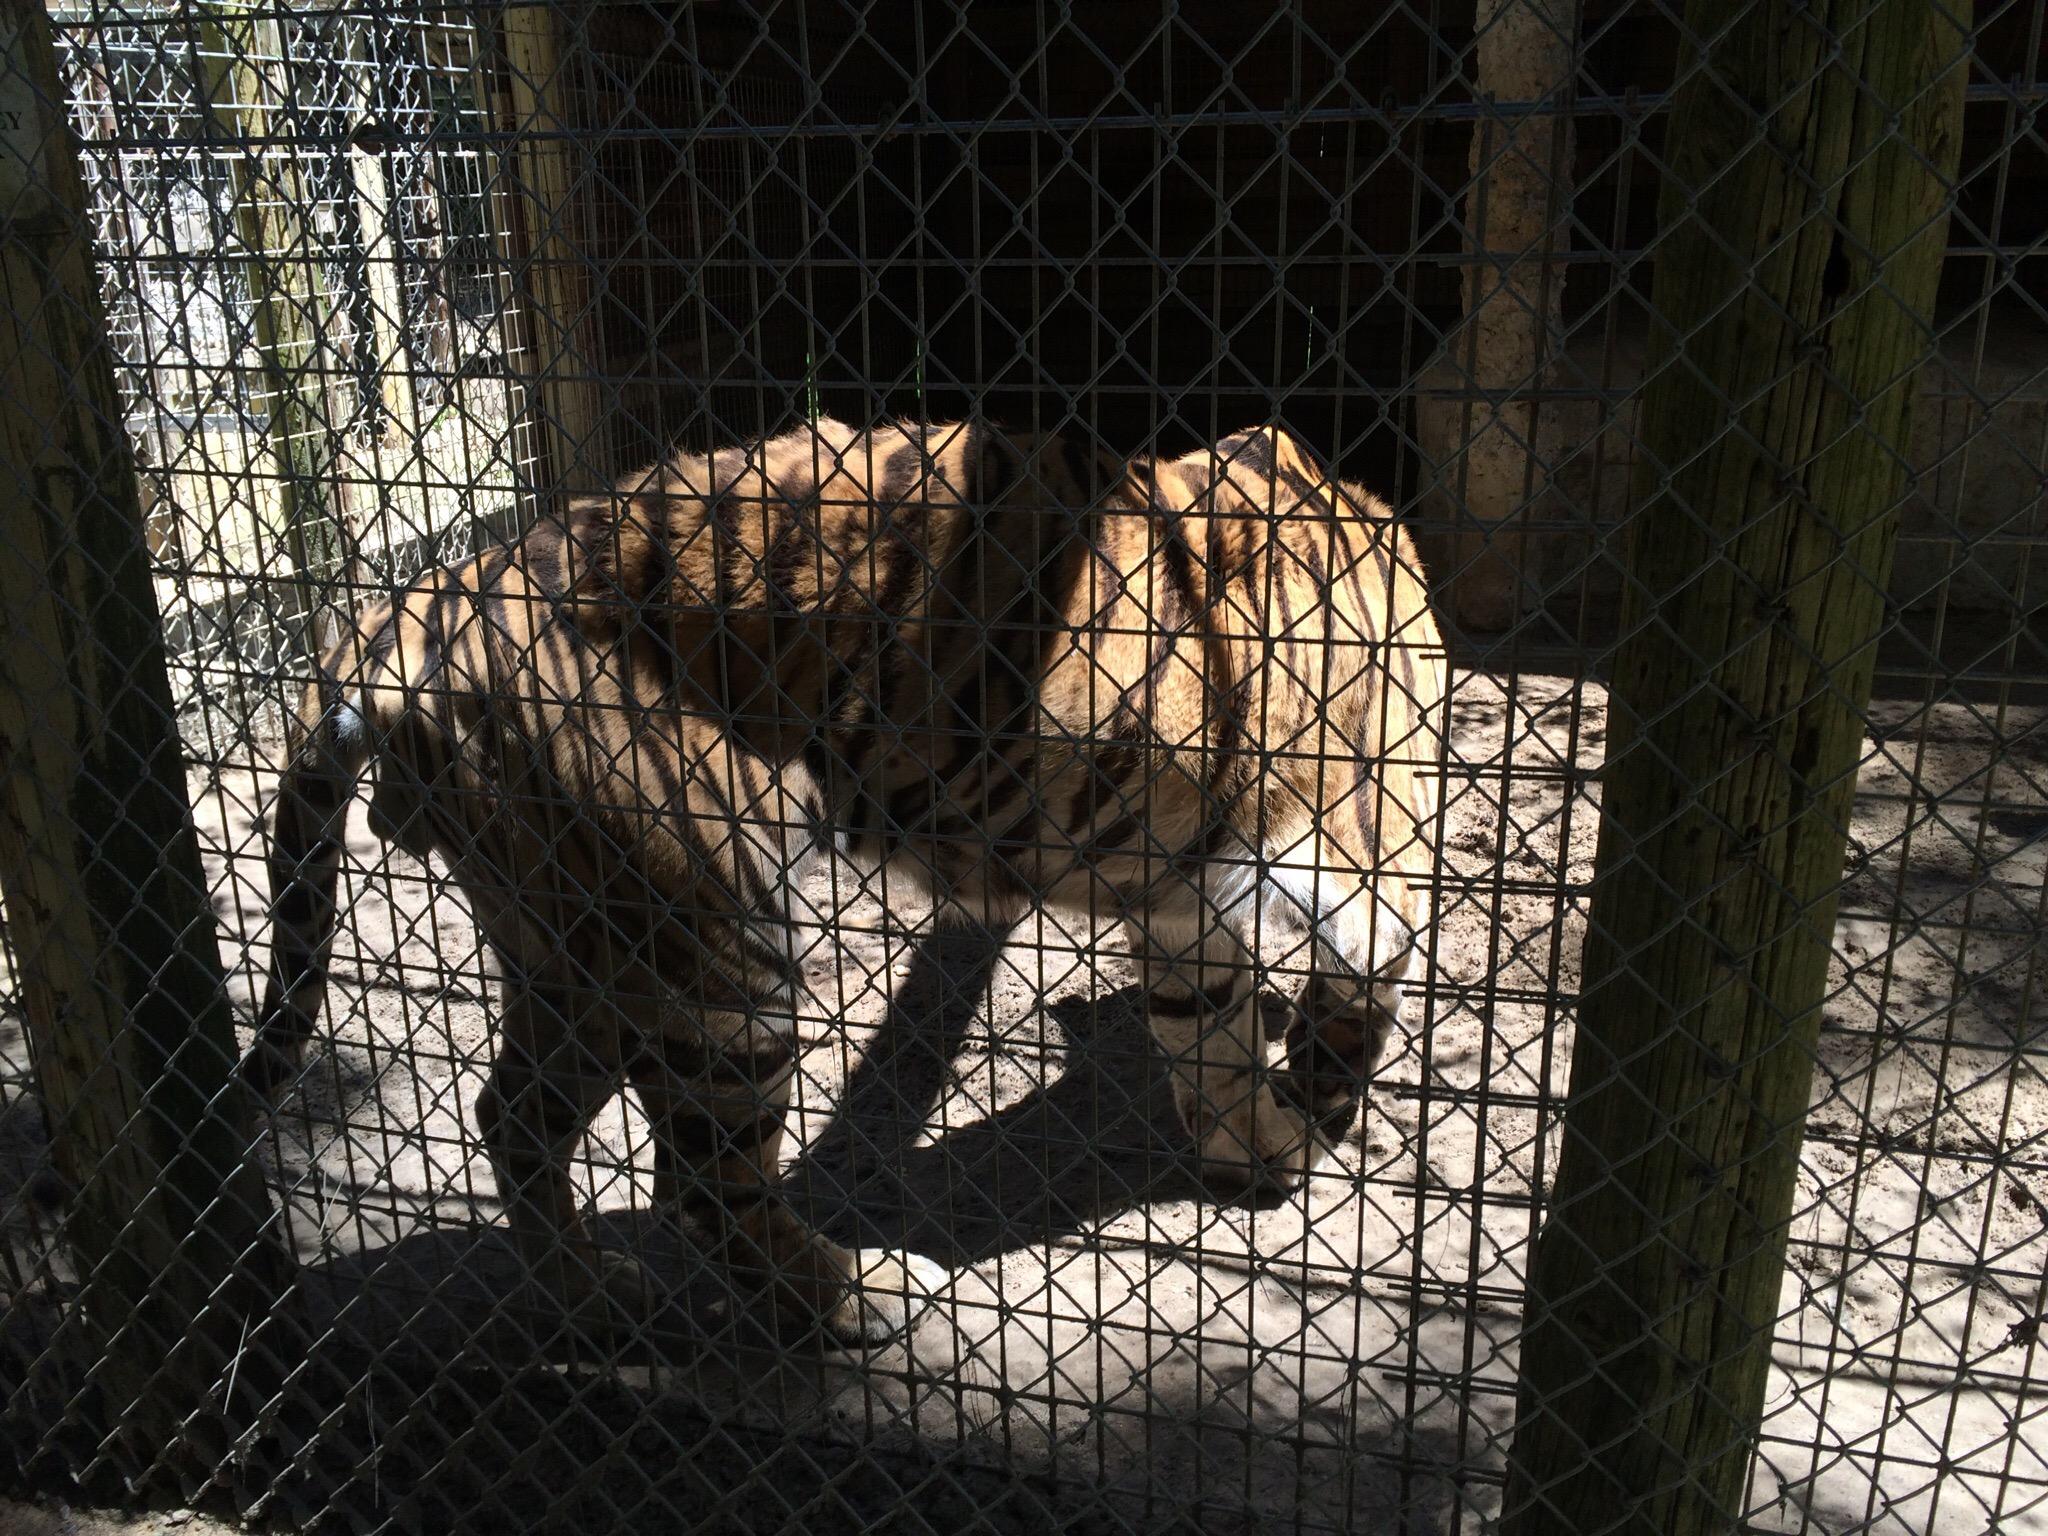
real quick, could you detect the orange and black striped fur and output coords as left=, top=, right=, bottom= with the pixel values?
left=251, top=418, right=1445, bottom=1341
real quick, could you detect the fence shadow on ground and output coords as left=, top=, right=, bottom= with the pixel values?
left=779, top=922, right=1221, bottom=1266
left=1, top=919, right=1472, bottom=1533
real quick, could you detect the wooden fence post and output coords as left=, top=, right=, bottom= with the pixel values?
left=341, top=41, right=419, bottom=441
left=0, top=0, right=291, bottom=1482
left=1500, top=1, right=1967, bottom=1530
left=1444, top=0, right=1580, bottom=633
left=194, top=8, right=342, bottom=667
left=496, top=2, right=602, bottom=493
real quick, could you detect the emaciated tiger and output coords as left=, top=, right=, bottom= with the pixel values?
left=249, top=419, right=1445, bottom=1343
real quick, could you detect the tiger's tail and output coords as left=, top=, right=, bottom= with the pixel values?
left=246, top=673, right=374, bottom=1098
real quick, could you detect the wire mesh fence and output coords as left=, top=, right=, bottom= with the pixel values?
left=0, top=1, right=2041, bottom=1532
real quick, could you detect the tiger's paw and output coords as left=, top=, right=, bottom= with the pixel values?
left=1180, top=1077, right=1337, bottom=1200
left=747, top=1232, right=946, bottom=1348
left=814, top=1248, right=948, bottom=1348
left=592, top=1250, right=663, bottom=1313
left=550, top=1248, right=665, bottom=1335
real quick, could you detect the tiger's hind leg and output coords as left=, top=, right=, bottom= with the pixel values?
left=475, top=976, right=654, bottom=1318
left=1128, top=909, right=1332, bottom=1198
left=629, top=1015, right=944, bottom=1347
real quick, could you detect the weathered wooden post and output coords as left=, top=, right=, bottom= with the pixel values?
left=1501, top=1, right=1967, bottom=1530
left=1443, top=0, right=1581, bottom=633
left=0, top=0, right=290, bottom=1481
left=343, top=62, right=421, bottom=441
left=195, top=9, right=343, bottom=668
left=496, top=2, right=603, bottom=492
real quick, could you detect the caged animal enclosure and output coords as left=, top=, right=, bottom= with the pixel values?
left=0, top=0, right=2043, bottom=1531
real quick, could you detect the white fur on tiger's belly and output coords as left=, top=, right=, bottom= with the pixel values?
left=1202, top=831, right=1419, bottom=983
left=657, top=987, right=805, bottom=1054
left=327, top=692, right=370, bottom=750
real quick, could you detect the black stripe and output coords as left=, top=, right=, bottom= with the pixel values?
left=835, top=503, right=928, bottom=775
left=1221, top=429, right=1274, bottom=477
left=1148, top=981, right=1243, bottom=1018
left=977, top=428, right=1023, bottom=506
left=883, top=442, right=923, bottom=500
left=928, top=670, right=987, bottom=789
left=366, top=613, right=402, bottom=669
left=764, top=488, right=814, bottom=611
left=1049, top=435, right=1085, bottom=503
left=1160, top=519, right=1201, bottom=624
left=729, top=927, right=798, bottom=990
left=661, top=1114, right=731, bottom=1162
left=883, top=773, right=934, bottom=836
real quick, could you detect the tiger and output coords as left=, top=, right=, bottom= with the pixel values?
left=248, top=417, right=1446, bottom=1344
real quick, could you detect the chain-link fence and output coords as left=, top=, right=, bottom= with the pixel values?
left=0, top=1, right=2041, bottom=1532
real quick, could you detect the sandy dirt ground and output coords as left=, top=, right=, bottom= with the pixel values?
left=2, top=668, right=2042, bottom=1533
left=0, top=1498, right=237, bottom=1536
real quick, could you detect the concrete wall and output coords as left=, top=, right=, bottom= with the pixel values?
left=1416, top=308, right=2048, bottom=620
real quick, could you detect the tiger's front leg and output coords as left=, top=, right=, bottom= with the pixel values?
left=1128, top=913, right=1336, bottom=1197
left=630, top=1017, right=944, bottom=1346
left=1272, top=967, right=1405, bottom=1149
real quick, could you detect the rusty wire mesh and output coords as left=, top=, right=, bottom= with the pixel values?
left=1, top=1, right=2044, bottom=1532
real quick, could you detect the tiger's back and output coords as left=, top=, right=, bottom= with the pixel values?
left=551, top=417, right=1442, bottom=937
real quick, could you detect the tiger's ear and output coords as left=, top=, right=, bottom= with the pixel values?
left=1117, top=456, right=1158, bottom=508
left=1257, top=427, right=1332, bottom=498
left=1091, top=445, right=1147, bottom=506
left=559, top=490, right=667, bottom=626
left=1332, top=474, right=1397, bottom=524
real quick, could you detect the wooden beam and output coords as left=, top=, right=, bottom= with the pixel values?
left=349, top=119, right=420, bottom=441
